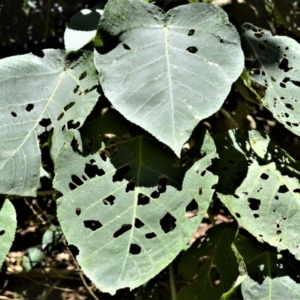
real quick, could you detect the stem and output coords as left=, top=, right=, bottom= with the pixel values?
left=219, top=108, right=239, bottom=128
left=169, top=262, right=177, bottom=300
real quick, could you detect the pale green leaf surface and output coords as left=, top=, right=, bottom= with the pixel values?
left=177, top=223, right=239, bottom=300
left=0, top=197, right=17, bottom=268
left=242, top=23, right=300, bottom=136
left=54, top=139, right=217, bottom=294
left=95, top=0, right=244, bottom=156
left=0, top=50, right=98, bottom=195
left=214, top=129, right=300, bottom=258
left=242, top=276, right=300, bottom=300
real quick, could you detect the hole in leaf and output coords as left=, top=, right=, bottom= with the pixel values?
left=137, top=194, right=150, bottom=205
left=79, top=71, right=87, bottom=80
left=260, top=173, right=269, bottom=180
left=271, top=76, right=276, bottom=82
left=11, top=112, right=17, bottom=117
left=129, top=244, right=141, bottom=255
left=198, top=188, right=202, bottom=195
left=247, top=198, right=261, bottom=211
left=293, top=189, right=300, bottom=194
left=84, top=163, right=105, bottom=178
left=64, top=102, right=75, bottom=111
left=0, top=230, right=5, bottom=236
left=134, top=218, right=145, bottom=228
left=68, top=244, right=79, bottom=258
left=285, top=103, right=294, bottom=110
left=73, top=85, right=80, bottom=93
left=278, top=185, right=288, bottom=193
left=236, top=213, right=241, bottom=218
left=114, top=224, right=132, bottom=238
left=160, top=213, right=176, bottom=233
left=103, top=195, right=115, bottom=206
left=123, top=44, right=131, bottom=50
left=254, top=213, right=259, bottom=218
left=185, top=199, right=198, bottom=212
left=71, top=175, right=83, bottom=187
left=83, top=220, right=102, bottom=231
left=26, top=104, right=34, bottom=112
left=67, top=120, right=80, bottom=130
left=209, top=263, right=221, bottom=286
left=220, top=39, right=224, bottom=43
left=150, top=190, right=160, bottom=199
left=233, top=194, right=240, bottom=199
left=69, top=182, right=76, bottom=190
left=145, top=232, right=156, bottom=239
left=278, top=58, right=293, bottom=72
left=75, top=207, right=81, bottom=216
left=126, top=181, right=135, bottom=192
left=186, top=46, right=198, bottom=54
left=57, top=112, right=64, bottom=121
left=113, top=165, right=131, bottom=182
left=277, top=230, right=282, bottom=235
left=201, top=170, right=206, bottom=177
left=187, top=29, right=195, bottom=36
left=275, top=195, right=279, bottom=200
left=291, top=80, right=300, bottom=87
left=39, top=118, right=51, bottom=127
left=254, top=32, right=263, bottom=38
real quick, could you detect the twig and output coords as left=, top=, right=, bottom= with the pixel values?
left=168, top=262, right=177, bottom=300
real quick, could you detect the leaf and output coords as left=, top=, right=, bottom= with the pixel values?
left=54, top=135, right=218, bottom=294
left=0, top=50, right=99, bottom=195
left=80, top=112, right=211, bottom=190
left=177, top=223, right=239, bottom=300
left=0, top=197, right=17, bottom=268
left=214, top=129, right=300, bottom=258
left=95, top=0, right=244, bottom=156
left=242, top=277, right=300, bottom=300
left=64, top=3, right=104, bottom=53
left=241, top=23, right=300, bottom=137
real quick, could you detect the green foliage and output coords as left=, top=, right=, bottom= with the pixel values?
left=1, top=0, right=300, bottom=298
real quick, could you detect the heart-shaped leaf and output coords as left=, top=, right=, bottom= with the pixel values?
left=95, top=0, right=244, bottom=156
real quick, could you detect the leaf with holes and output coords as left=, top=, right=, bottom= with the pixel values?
left=235, top=232, right=300, bottom=299
left=177, top=222, right=239, bottom=300
left=241, top=23, right=300, bottom=137
left=54, top=136, right=218, bottom=294
left=80, top=112, right=212, bottom=190
left=0, top=197, right=17, bottom=268
left=94, top=0, right=244, bottom=156
left=214, top=129, right=300, bottom=258
left=0, top=49, right=99, bottom=195
left=242, top=276, right=300, bottom=300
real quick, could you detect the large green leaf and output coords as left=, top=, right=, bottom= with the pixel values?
left=241, top=23, right=300, bottom=137
left=0, top=197, right=17, bottom=268
left=54, top=132, right=217, bottom=294
left=214, top=129, right=300, bottom=258
left=0, top=50, right=99, bottom=195
left=177, top=223, right=239, bottom=300
left=95, top=0, right=244, bottom=156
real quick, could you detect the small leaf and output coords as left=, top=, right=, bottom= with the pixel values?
left=241, top=23, right=300, bottom=137
left=0, top=197, right=17, bottom=268
left=95, top=0, right=244, bottom=156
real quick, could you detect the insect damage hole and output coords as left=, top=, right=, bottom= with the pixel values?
left=0, top=230, right=5, bottom=236
left=247, top=198, right=261, bottom=211
left=186, top=46, right=198, bottom=54
left=145, top=232, right=156, bottom=239
left=123, top=44, right=131, bottom=50
left=11, top=112, right=17, bottom=117
left=129, top=244, right=141, bottom=255
left=185, top=199, right=198, bottom=218
left=83, top=220, right=102, bottom=231
left=75, top=207, right=81, bottom=216
left=26, top=103, right=34, bottom=112
left=113, top=224, right=132, bottom=238
left=209, top=261, right=221, bottom=286
left=160, top=213, right=176, bottom=233
left=187, top=29, right=195, bottom=36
